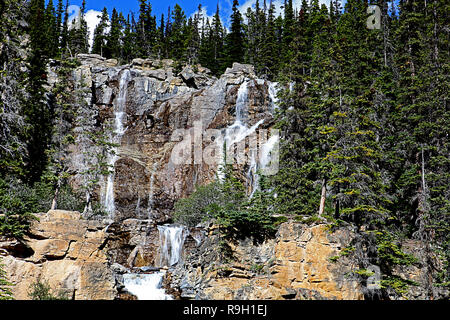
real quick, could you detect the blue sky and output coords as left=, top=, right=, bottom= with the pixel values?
left=59, top=1, right=334, bottom=27
left=51, top=0, right=334, bottom=47
left=63, top=0, right=235, bottom=22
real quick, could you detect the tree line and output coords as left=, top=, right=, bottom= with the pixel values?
left=29, top=0, right=325, bottom=78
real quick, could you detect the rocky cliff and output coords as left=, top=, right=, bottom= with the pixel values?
left=1, top=210, right=442, bottom=300
left=59, top=54, right=276, bottom=223
left=1, top=55, right=446, bottom=300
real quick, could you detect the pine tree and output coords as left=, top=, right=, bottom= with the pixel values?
left=44, top=0, right=58, bottom=58
left=26, top=0, right=54, bottom=183
left=280, top=0, right=295, bottom=70
left=60, top=0, right=69, bottom=57
left=67, top=0, right=89, bottom=55
left=185, top=4, right=202, bottom=65
left=122, top=13, right=138, bottom=62
left=168, top=4, right=187, bottom=62
left=136, top=0, right=157, bottom=58
left=223, top=0, right=244, bottom=68
left=91, top=7, right=109, bottom=56
left=105, top=8, right=123, bottom=59
left=56, top=0, right=64, bottom=54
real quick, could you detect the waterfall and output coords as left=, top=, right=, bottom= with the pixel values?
left=147, top=163, right=158, bottom=219
left=268, top=81, right=279, bottom=112
left=247, top=148, right=259, bottom=198
left=217, top=80, right=264, bottom=181
left=103, top=69, right=131, bottom=216
left=122, top=225, right=188, bottom=300
left=157, top=225, right=189, bottom=267
left=123, top=272, right=173, bottom=300
left=235, top=80, right=249, bottom=123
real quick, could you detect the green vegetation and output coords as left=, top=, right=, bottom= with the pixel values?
left=0, top=258, right=13, bottom=300
left=174, top=166, right=277, bottom=243
left=28, top=279, right=69, bottom=300
left=1, top=0, right=448, bottom=300
left=0, top=176, right=84, bottom=238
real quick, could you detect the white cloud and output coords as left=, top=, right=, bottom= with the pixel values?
left=67, top=5, right=103, bottom=50
left=190, top=6, right=218, bottom=35
left=85, top=10, right=103, bottom=49
left=238, top=0, right=332, bottom=19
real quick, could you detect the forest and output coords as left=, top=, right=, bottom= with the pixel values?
left=0, top=0, right=449, bottom=300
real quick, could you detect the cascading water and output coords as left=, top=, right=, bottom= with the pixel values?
left=122, top=272, right=173, bottom=300
left=247, top=81, right=280, bottom=196
left=103, top=69, right=131, bottom=217
left=147, top=163, right=158, bottom=219
left=217, top=80, right=265, bottom=181
left=122, top=225, right=188, bottom=300
left=157, top=225, right=189, bottom=267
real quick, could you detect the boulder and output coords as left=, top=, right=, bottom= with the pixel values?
left=224, top=62, right=255, bottom=77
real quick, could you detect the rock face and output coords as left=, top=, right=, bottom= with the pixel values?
left=170, top=222, right=363, bottom=300
left=62, top=55, right=276, bottom=222
left=0, top=210, right=115, bottom=300
left=2, top=212, right=446, bottom=300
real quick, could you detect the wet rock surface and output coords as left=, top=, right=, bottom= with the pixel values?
left=61, top=54, right=275, bottom=223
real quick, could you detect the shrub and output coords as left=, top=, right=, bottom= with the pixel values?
left=173, top=166, right=278, bottom=242
left=28, top=279, right=69, bottom=300
left=0, top=258, right=13, bottom=300
left=173, top=182, right=222, bottom=227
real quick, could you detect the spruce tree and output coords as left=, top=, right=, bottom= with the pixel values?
left=44, top=0, right=58, bottom=58
left=168, top=4, right=187, bottom=62
left=105, top=8, right=123, bottom=59
left=122, top=14, right=138, bottom=63
left=91, top=7, right=109, bottom=56
left=67, top=0, right=89, bottom=55
left=223, top=0, right=245, bottom=68
left=26, top=0, right=54, bottom=183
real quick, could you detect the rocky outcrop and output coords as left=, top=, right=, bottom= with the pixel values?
left=170, top=222, right=363, bottom=300
left=2, top=211, right=446, bottom=300
left=59, top=55, right=276, bottom=223
left=0, top=210, right=115, bottom=300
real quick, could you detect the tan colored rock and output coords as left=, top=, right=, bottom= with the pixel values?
left=2, top=210, right=115, bottom=300
left=173, top=222, right=364, bottom=300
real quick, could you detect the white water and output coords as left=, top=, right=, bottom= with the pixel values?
left=123, top=272, right=173, bottom=300
left=218, top=80, right=265, bottom=181
left=122, top=225, right=189, bottom=300
left=147, top=163, right=158, bottom=219
left=268, top=81, right=279, bottom=112
left=157, top=225, right=189, bottom=267
left=103, top=69, right=131, bottom=216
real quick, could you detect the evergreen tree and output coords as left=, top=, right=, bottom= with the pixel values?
left=91, top=7, right=109, bottom=56
left=56, top=0, right=64, bottom=54
left=67, top=0, right=89, bottom=55
left=60, top=0, right=69, bottom=56
left=168, top=4, right=188, bottom=62
left=122, top=13, right=138, bottom=62
left=105, top=8, right=123, bottom=59
left=44, top=0, right=58, bottom=58
left=26, top=0, right=54, bottom=183
left=223, top=0, right=245, bottom=68
left=261, top=0, right=279, bottom=79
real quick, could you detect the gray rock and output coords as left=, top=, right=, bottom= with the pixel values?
left=111, top=263, right=130, bottom=274
left=180, top=66, right=195, bottom=82
left=224, top=62, right=255, bottom=77
left=77, top=53, right=105, bottom=65
left=141, top=69, right=166, bottom=81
